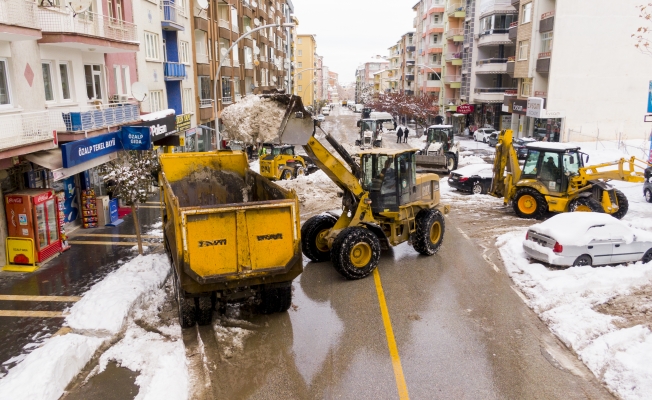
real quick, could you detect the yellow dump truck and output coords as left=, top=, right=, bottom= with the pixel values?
left=159, top=151, right=302, bottom=328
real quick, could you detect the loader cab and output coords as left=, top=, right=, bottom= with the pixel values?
left=262, top=144, right=295, bottom=159
left=359, top=149, right=418, bottom=213
left=521, top=143, right=585, bottom=193
left=425, top=125, right=454, bottom=153
left=356, top=112, right=395, bottom=148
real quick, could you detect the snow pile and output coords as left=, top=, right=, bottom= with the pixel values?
left=275, top=170, right=340, bottom=214
left=458, top=155, right=486, bottom=167
left=221, top=95, right=286, bottom=143
left=0, top=334, right=105, bottom=400
left=141, top=109, right=175, bottom=121
left=66, top=254, right=170, bottom=335
left=497, top=230, right=652, bottom=399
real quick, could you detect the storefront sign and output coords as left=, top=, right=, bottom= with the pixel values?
left=512, top=100, right=528, bottom=115
left=120, top=127, right=152, bottom=151
left=176, top=114, right=192, bottom=132
left=60, top=132, right=120, bottom=168
left=456, top=104, right=474, bottom=114
left=5, top=237, right=36, bottom=269
left=109, top=198, right=119, bottom=224
left=526, top=97, right=546, bottom=118
left=134, top=114, right=177, bottom=145
left=647, top=80, right=652, bottom=113
left=545, top=110, right=565, bottom=118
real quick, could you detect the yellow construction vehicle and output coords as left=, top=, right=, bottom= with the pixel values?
left=489, top=129, right=649, bottom=219
left=274, top=94, right=449, bottom=280
left=258, top=143, right=316, bottom=180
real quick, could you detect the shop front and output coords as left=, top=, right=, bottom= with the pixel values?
left=511, top=98, right=564, bottom=142
left=451, top=104, right=474, bottom=135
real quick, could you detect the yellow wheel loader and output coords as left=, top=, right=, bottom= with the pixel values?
left=273, top=94, right=450, bottom=280
left=258, top=143, right=316, bottom=181
left=489, top=129, right=649, bottom=219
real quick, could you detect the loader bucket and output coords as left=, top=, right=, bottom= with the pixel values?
left=264, top=94, right=315, bottom=146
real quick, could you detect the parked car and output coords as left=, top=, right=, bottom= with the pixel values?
left=523, top=212, right=652, bottom=267
left=317, top=114, right=325, bottom=122
left=514, top=137, right=537, bottom=159
left=473, top=128, right=496, bottom=143
left=645, top=167, right=652, bottom=203
left=487, top=133, right=499, bottom=147
left=447, top=163, right=494, bottom=195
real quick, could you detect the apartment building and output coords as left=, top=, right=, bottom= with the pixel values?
left=321, top=63, right=329, bottom=101
left=387, top=43, right=400, bottom=93
left=192, top=0, right=294, bottom=143
left=504, top=0, right=652, bottom=142
left=315, top=54, right=323, bottom=101
left=355, top=56, right=388, bottom=103
left=328, top=70, right=338, bottom=87
left=294, top=33, right=317, bottom=107
left=372, top=69, right=391, bottom=94
left=399, top=32, right=416, bottom=95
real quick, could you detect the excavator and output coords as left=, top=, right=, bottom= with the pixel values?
left=489, top=129, right=649, bottom=219
left=273, top=94, right=450, bottom=280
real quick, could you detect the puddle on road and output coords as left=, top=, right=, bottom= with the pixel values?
left=62, top=361, right=139, bottom=400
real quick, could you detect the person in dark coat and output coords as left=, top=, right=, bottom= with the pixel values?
left=403, top=127, right=410, bottom=143
left=393, top=120, right=397, bottom=130
left=396, top=126, right=403, bottom=143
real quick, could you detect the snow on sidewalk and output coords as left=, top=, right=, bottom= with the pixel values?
left=497, top=230, right=652, bottom=400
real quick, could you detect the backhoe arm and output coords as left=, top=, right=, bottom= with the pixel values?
left=571, top=156, right=650, bottom=188
left=489, top=129, right=521, bottom=204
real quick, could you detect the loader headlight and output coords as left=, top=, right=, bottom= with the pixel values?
left=364, top=199, right=372, bottom=205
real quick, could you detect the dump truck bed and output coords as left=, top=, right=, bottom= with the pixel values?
left=160, top=151, right=302, bottom=295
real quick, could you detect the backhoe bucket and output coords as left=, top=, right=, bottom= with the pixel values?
left=264, top=94, right=314, bottom=146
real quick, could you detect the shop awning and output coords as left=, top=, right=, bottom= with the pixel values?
left=25, top=149, right=118, bottom=182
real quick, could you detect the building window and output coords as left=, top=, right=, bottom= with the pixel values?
left=233, top=77, right=240, bottom=99
left=521, top=79, right=532, bottom=97
left=42, top=62, right=54, bottom=101
left=144, top=31, right=160, bottom=60
left=522, top=3, right=532, bottom=24
left=179, top=41, right=190, bottom=64
left=244, top=46, right=252, bottom=65
left=431, top=34, right=439, bottom=44
left=297, top=85, right=302, bottom=92
left=84, top=64, right=103, bottom=100
left=221, top=77, right=232, bottom=102
left=245, top=77, right=253, bottom=94
left=199, top=76, right=211, bottom=101
left=0, top=60, right=11, bottom=106
left=121, top=66, right=130, bottom=95
left=59, top=62, right=72, bottom=101
left=518, top=40, right=529, bottom=60
left=431, top=54, right=439, bottom=63
left=113, top=65, right=122, bottom=95
left=298, top=62, right=303, bottom=68
left=182, top=88, right=193, bottom=114
left=298, top=49, right=303, bottom=56
left=541, top=32, right=553, bottom=53
left=428, top=73, right=440, bottom=80
left=432, top=14, right=440, bottom=24
left=149, top=90, right=163, bottom=112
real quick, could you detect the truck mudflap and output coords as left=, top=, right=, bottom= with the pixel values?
left=180, top=200, right=300, bottom=285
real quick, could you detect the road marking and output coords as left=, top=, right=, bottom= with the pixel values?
left=137, top=205, right=163, bottom=209
left=0, top=310, right=67, bottom=318
left=0, top=295, right=81, bottom=302
left=72, top=233, right=162, bottom=239
left=483, top=253, right=501, bottom=273
left=68, top=241, right=142, bottom=246
left=373, top=269, right=409, bottom=400
left=456, top=227, right=470, bottom=240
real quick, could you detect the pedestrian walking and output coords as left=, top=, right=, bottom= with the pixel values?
left=396, top=126, right=403, bottom=143
left=403, top=127, right=410, bottom=143
left=393, top=120, right=397, bottom=130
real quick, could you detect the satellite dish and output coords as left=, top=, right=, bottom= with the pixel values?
left=253, top=46, right=260, bottom=55
left=131, top=82, right=148, bottom=102
left=251, top=1, right=257, bottom=7
left=254, top=18, right=261, bottom=27
left=195, top=0, right=208, bottom=9
left=69, top=0, right=92, bottom=13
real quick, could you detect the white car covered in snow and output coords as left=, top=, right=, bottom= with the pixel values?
left=523, top=213, right=652, bottom=267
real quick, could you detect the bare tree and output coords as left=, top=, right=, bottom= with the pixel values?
left=633, top=4, right=652, bottom=56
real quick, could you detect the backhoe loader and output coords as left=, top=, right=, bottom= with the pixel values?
left=273, top=94, right=449, bottom=280
left=415, top=125, right=460, bottom=172
left=489, top=129, right=649, bottom=219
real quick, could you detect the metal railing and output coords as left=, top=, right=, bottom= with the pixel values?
left=199, top=99, right=213, bottom=108
left=446, top=28, right=464, bottom=38
left=444, top=75, right=462, bottom=83
left=447, top=2, right=465, bottom=15
left=164, top=61, right=186, bottom=78
left=37, top=6, right=138, bottom=43
left=474, top=87, right=517, bottom=93
left=218, top=19, right=229, bottom=29
left=222, top=96, right=232, bottom=104
left=162, top=0, right=185, bottom=24
left=196, top=52, right=208, bottom=64
left=0, top=0, right=39, bottom=30
left=446, top=52, right=463, bottom=60
left=0, top=111, right=64, bottom=152
left=60, top=103, right=139, bottom=132
left=476, top=58, right=508, bottom=65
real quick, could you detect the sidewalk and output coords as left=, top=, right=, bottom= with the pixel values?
left=0, top=195, right=163, bottom=377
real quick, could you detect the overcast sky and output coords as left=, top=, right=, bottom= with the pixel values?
left=291, top=0, right=417, bottom=85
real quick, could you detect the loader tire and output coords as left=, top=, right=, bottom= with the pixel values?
left=445, top=153, right=457, bottom=173
left=611, top=189, right=629, bottom=220
left=257, top=282, right=292, bottom=314
left=513, top=188, right=548, bottom=219
left=301, top=214, right=337, bottom=262
left=172, top=267, right=197, bottom=328
left=412, top=209, right=445, bottom=256
left=281, top=169, right=293, bottom=180
left=331, top=227, right=381, bottom=280
left=196, top=296, right=213, bottom=326
left=569, top=196, right=605, bottom=213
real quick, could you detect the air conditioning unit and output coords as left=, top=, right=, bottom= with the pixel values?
left=119, top=95, right=129, bottom=102
left=109, top=94, right=120, bottom=103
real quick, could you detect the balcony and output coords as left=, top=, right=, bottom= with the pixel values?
left=60, top=103, right=139, bottom=133
left=475, top=58, right=508, bottom=74
left=407, top=45, right=416, bottom=52
left=447, top=2, right=466, bottom=18
left=164, top=62, right=186, bottom=80
left=0, top=0, right=41, bottom=41
left=506, top=56, right=515, bottom=75
left=222, top=96, right=233, bottom=105
left=540, top=13, right=554, bottom=33
left=446, top=52, right=463, bottom=66
left=196, top=51, right=208, bottom=64
left=37, top=6, right=139, bottom=52
left=0, top=111, right=66, bottom=157
left=427, top=44, right=444, bottom=54
left=162, top=0, right=185, bottom=31
left=445, top=28, right=464, bottom=41
left=473, top=87, right=517, bottom=103
left=444, top=75, right=461, bottom=89
left=245, top=62, right=253, bottom=70
left=536, top=56, right=551, bottom=74
left=199, top=99, right=213, bottom=108
left=477, top=30, right=511, bottom=47
left=508, top=22, right=517, bottom=40
left=406, top=74, right=415, bottom=81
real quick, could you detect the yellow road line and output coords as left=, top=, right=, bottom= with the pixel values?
left=0, top=310, right=67, bottom=318
left=144, top=202, right=160, bottom=204
left=137, top=205, right=163, bottom=209
left=373, top=268, right=409, bottom=400
left=71, top=233, right=162, bottom=239
left=68, top=241, right=141, bottom=246
left=0, top=295, right=81, bottom=302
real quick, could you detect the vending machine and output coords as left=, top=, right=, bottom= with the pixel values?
left=5, top=189, right=62, bottom=263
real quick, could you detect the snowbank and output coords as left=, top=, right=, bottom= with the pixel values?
left=458, top=155, right=486, bottom=167
left=141, top=109, right=175, bottom=121
left=275, top=170, right=340, bottom=214
left=221, top=95, right=286, bottom=143
left=66, top=254, right=171, bottom=335
left=497, top=230, right=652, bottom=399
left=0, top=334, right=105, bottom=400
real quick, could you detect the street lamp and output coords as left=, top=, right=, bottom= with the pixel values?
left=213, top=22, right=296, bottom=149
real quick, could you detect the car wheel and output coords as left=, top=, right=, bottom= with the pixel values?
left=645, top=188, right=652, bottom=203
left=642, top=249, right=652, bottom=264
left=294, top=166, right=305, bottom=178
left=472, top=183, right=483, bottom=195
left=569, top=197, right=605, bottom=213
left=513, top=188, right=548, bottom=219
left=573, top=254, right=592, bottom=267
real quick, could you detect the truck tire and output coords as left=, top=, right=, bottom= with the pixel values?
left=294, top=166, right=305, bottom=178
left=257, top=282, right=292, bottom=314
left=412, top=209, right=445, bottom=256
left=331, top=227, right=381, bottom=280
left=611, top=189, right=629, bottom=219
left=196, top=296, right=213, bottom=326
left=513, top=188, right=548, bottom=219
left=645, top=188, right=652, bottom=203
left=172, top=268, right=197, bottom=328
left=301, top=214, right=337, bottom=262
left=569, top=196, right=605, bottom=213
left=445, top=153, right=457, bottom=172
left=281, top=169, right=293, bottom=180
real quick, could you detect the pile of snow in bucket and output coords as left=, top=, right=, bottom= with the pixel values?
left=221, top=95, right=286, bottom=143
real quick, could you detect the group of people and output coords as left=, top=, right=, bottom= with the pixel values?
left=395, top=125, right=411, bottom=143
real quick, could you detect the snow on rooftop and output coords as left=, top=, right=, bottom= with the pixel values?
left=452, top=163, right=493, bottom=176
left=525, top=142, right=580, bottom=151
left=140, top=109, right=175, bottom=122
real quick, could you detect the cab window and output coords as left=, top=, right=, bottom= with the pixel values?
left=522, top=150, right=540, bottom=176
left=563, top=153, right=580, bottom=175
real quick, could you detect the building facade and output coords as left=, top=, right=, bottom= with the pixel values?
left=294, top=33, right=317, bottom=107
left=355, top=56, right=389, bottom=103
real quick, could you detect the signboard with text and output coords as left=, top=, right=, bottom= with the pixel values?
left=512, top=100, right=528, bottom=115
left=60, top=132, right=119, bottom=168
left=120, top=126, right=152, bottom=150
left=176, top=113, right=192, bottom=132
left=526, top=97, right=546, bottom=118
left=456, top=104, right=474, bottom=114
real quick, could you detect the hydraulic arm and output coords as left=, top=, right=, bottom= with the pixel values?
left=489, top=129, right=521, bottom=203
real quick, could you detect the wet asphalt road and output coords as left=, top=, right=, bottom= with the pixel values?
left=184, top=107, right=613, bottom=399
